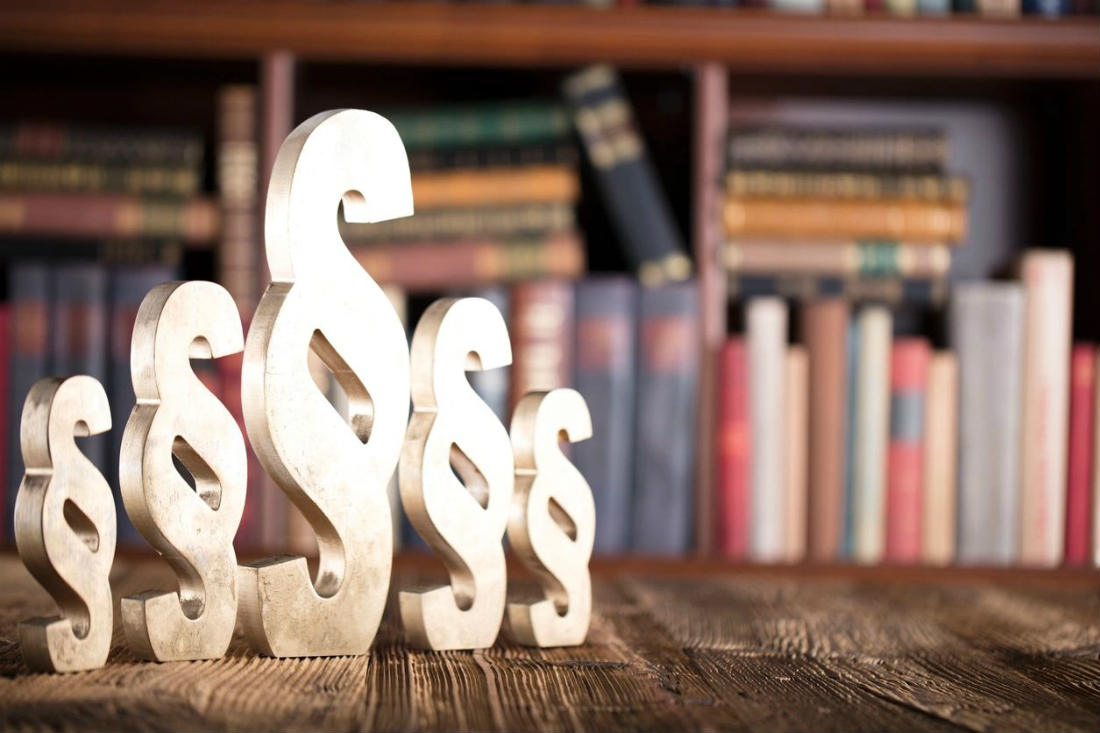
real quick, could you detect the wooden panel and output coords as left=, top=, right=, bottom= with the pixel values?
left=0, top=1, right=1096, bottom=78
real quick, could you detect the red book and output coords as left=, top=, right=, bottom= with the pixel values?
left=885, top=338, right=930, bottom=564
left=717, top=338, right=751, bottom=559
left=1065, top=344, right=1097, bottom=566
left=218, top=348, right=264, bottom=552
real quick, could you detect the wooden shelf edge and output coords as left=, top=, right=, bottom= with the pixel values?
left=0, top=1, right=1097, bottom=78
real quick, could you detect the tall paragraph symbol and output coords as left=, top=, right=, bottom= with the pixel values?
left=508, top=389, right=595, bottom=647
left=119, top=281, right=246, bottom=661
left=239, top=110, right=412, bottom=657
left=15, top=376, right=115, bottom=672
left=400, top=298, right=514, bottom=649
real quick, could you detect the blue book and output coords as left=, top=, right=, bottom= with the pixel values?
left=841, top=316, right=860, bottom=559
left=573, top=277, right=637, bottom=555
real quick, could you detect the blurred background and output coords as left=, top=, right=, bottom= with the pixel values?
left=0, top=1, right=1097, bottom=571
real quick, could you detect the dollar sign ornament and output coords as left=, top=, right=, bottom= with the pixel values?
left=400, top=297, right=514, bottom=650
left=507, top=388, right=595, bottom=648
left=15, top=375, right=116, bottom=672
left=119, top=281, right=246, bottom=661
left=239, top=109, right=412, bottom=657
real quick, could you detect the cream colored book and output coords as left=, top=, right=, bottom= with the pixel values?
left=784, top=346, right=809, bottom=563
left=852, top=306, right=892, bottom=565
left=1019, top=251, right=1074, bottom=567
left=748, top=297, right=788, bottom=562
left=922, top=352, right=958, bottom=566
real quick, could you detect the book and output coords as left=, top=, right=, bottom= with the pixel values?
left=769, top=0, right=826, bottom=11
left=353, top=233, right=585, bottom=293
left=885, top=338, right=930, bottom=564
left=572, top=277, right=637, bottom=555
left=563, top=66, right=690, bottom=285
left=727, top=127, right=947, bottom=173
left=723, top=198, right=967, bottom=242
left=747, top=297, right=787, bottom=562
left=1065, top=344, right=1096, bottom=566
left=52, top=263, right=110, bottom=481
left=725, top=170, right=968, bottom=202
left=950, top=282, right=1024, bottom=565
left=6, top=261, right=52, bottom=538
left=409, top=165, right=578, bottom=209
left=217, top=85, right=260, bottom=315
left=886, top=0, right=918, bottom=14
left=842, top=316, right=860, bottom=557
left=0, top=237, right=184, bottom=265
left=802, top=298, right=850, bottom=561
left=0, top=305, right=8, bottom=542
left=108, top=264, right=179, bottom=547
left=851, top=306, right=891, bottom=565
left=0, top=121, right=203, bottom=167
left=728, top=274, right=948, bottom=307
left=467, top=286, right=511, bottom=424
left=0, top=159, right=200, bottom=196
left=341, top=202, right=575, bottom=244
left=0, top=192, right=219, bottom=242
left=922, top=351, right=958, bottom=566
left=784, top=345, right=809, bottom=563
left=917, top=0, right=951, bottom=12
left=978, top=0, right=1021, bottom=13
left=826, top=0, right=864, bottom=12
left=632, top=281, right=698, bottom=555
left=723, top=242, right=952, bottom=279
left=1095, top=347, right=1100, bottom=567
left=717, top=338, right=750, bottom=559
left=509, top=280, right=575, bottom=414
left=406, top=141, right=577, bottom=173
left=385, top=101, right=570, bottom=152
left=1018, top=250, right=1073, bottom=567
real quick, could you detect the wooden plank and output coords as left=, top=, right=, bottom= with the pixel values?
left=0, top=1, right=1096, bottom=78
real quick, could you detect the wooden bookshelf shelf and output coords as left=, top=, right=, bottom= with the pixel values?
left=0, top=1, right=1097, bottom=78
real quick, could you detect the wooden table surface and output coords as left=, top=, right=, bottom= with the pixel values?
left=0, top=552, right=1096, bottom=732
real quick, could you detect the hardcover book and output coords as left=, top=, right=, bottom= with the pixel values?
left=747, top=297, right=788, bottom=562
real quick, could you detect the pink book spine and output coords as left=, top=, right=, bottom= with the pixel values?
left=1065, top=344, right=1096, bottom=566
left=717, top=338, right=751, bottom=559
left=885, top=338, right=930, bottom=564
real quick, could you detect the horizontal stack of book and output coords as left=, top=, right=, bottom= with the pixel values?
left=342, top=101, right=586, bottom=292
left=716, top=249, right=1099, bottom=567
left=643, top=0, right=1097, bottom=16
left=723, top=125, right=968, bottom=306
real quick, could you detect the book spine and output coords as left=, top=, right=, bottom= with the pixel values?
left=218, top=348, right=264, bottom=552
left=341, top=202, right=575, bottom=244
left=885, top=337, right=930, bottom=564
left=723, top=198, right=967, bottom=242
left=563, top=66, right=689, bottom=283
left=723, top=242, right=952, bottom=279
left=886, top=0, right=918, bottom=14
left=747, top=297, right=788, bottom=562
left=802, top=299, right=850, bottom=561
left=509, top=280, right=575, bottom=413
left=0, top=121, right=203, bottom=167
left=467, top=286, right=511, bottom=424
left=728, top=274, right=947, bottom=307
left=218, top=85, right=260, bottom=315
left=572, top=277, right=637, bottom=555
left=1095, top=347, right=1100, bottom=568
left=0, top=304, right=8, bottom=543
left=410, top=165, right=579, bottom=209
left=727, top=128, right=947, bottom=173
left=978, top=0, right=1022, bottom=13
left=632, top=281, right=699, bottom=555
left=0, top=159, right=200, bottom=196
left=769, top=0, right=827, bottom=11
left=406, top=141, right=577, bottom=172
left=725, top=170, right=969, bottom=202
left=1018, top=250, right=1073, bottom=567
left=950, top=283, right=1024, bottom=565
left=922, top=351, right=958, bottom=566
left=717, top=338, right=750, bottom=559
left=1064, top=344, right=1096, bottom=566
left=354, top=233, right=585, bottom=293
left=784, top=345, right=809, bottom=563
left=386, top=102, right=570, bottom=152
left=842, top=316, right=860, bottom=558
left=827, top=0, right=865, bottom=12
left=0, top=192, right=219, bottom=243
left=852, top=306, right=891, bottom=565
left=917, top=0, right=951, bottom=12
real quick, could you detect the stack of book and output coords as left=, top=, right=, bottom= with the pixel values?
left=646, top=0, right=1097, bottom=17
left=722, top=125, right=968, bottom=306
left=716, top=248, right=1099, bottom=567
left=341, top=100, right=586, bottom=292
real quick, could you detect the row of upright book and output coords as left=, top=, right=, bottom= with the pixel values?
left=642, top=0, right=1097, bottom=14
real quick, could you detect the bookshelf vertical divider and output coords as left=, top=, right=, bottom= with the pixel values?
left=692, top=63, right=730, bottom=557
left=259, top=50, right=298, bottom=304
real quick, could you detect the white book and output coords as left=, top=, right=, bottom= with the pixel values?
left=1019, top=251, right=1073, bottom=567
left=784, top=346, right=809, bottom=563
left=922, top=352, right=958, bottom=567
left=748, top=297, right=788, bottom=562
left=852, top=306, right=891, bottom=565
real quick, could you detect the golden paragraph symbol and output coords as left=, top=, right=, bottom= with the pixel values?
left=239, top=110, right=413, bottom=657
left=119, top=281, right=246, bottom=661
left=15, top=376, right=116, bottom=672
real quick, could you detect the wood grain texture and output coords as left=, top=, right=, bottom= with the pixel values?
left=0, top=1, right=1097, bottom=78
left=0, top=553, right=1096, bottom=732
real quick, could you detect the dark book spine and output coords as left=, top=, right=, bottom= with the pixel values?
left=385, top=102, right=570, bottom=152
left=0, top=304, right=8, bottom=543
left=108, top=264, right=179, bottom=547
left=52, top=262, right=110, bottom=481
left=727, top=274, right=947, bottom=307
left=727, top=127, right=947, bottom=173
left=563, top=66, right=690, bottom=284
left=0, top=122, right=204, bottom=168
left=0, top=158, right=200, bottom=196
left=631, top=280, right=699, bottom=555
left=341, top=202, right=575, bottom=244
left=7, top=262, right=53, bottom=538
left=406, top=141, right=578, bottom=172
left=572, top=277, right=637, bottom=555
